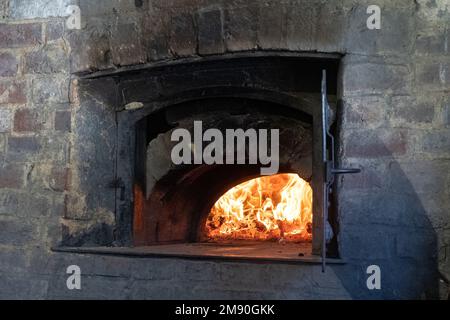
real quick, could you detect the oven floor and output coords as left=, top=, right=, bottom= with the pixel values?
left=54, top=241, right=344, bottom=264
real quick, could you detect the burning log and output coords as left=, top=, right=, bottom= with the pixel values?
left=205, top=173, right=312, bottom=242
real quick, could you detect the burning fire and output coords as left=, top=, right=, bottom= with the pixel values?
left=205, top=173, right=312, bottom=242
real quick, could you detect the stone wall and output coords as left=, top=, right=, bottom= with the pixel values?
left=0, top=0, right=449, bottom=299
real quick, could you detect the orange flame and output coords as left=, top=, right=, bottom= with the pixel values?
left=205, top=173, right=312, bottom=242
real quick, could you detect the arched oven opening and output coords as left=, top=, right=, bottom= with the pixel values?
left=104, top=55, right=342, bottom=262
left=132, top=97, right=327, bottom=260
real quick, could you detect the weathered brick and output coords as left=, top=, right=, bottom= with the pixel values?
left=24, top=44, right=69, bottom=74
left=311, top=265, right=349, bottom=290
left=224, top=6, right=258, bottom=51
left=13, top=109, right=43, bottom=132
left=396, top=232, right=436, bottom=260
left=0, top=191, right=51, bottom=217
left=0, top=52, right=19, bottom=76
left=344, top=129, right=407, bottom=158
left=342, top=61, right=411, bottom=94
left=46, top=20, right=65, bottom=42
left=43, top=216, right=63, bottom=247
left=168, top=12, right=196, bottom=57
left=220, top=263, right=271, bottom=289
left=131, top=258, right=181, bottom=281
left=89, top=255, right=134, bottom=278
left=415, top=28, right=450, bottom=56
left=78, top=0, right=141, bottom=17
left=0, top=23, right=42, bottom=48
left=421, top=130, right=450, bottom=154
left=314, top=0, right=345, bottom=52
left=285, top=1, right=316, bottom=51
left=396, top=193, right=444, bottom=228
left=9, top=0, right=71, bottom=19
left=55, top=275, right=128, bottom=299
left=343, top=3, right=377, bottom=54
left=37, top=134, right=70, bottom=165
left=66, top=24, right=113, bottom=73
left=339, top=191, right=401, bottom=226
left=197, top=9, right=225, bottom=55
left=0, top=247, right=28, bottom=273
left=376, top=6, right=414, bottom=54
left=141, top=8, right=171, bottom=62
left=343, top=95, right=387, bottom=128
left=417, top=193, right=450, bottom=224
left=1, top=190, right=21, bottom=214
left=257, top=4, right=285, bottom=50
left=389, top=96, right=435, bottom=125
left=8, top=136, right=40, bottom=153
left=0, top=276, right=48, bottom=299
left=388, top=160, right=448, bottom=195
left=266, top=264, right=312, bottom=291
left=0, top=164, right=24, bottom=189
left=0, top=80, right=27, bottom=104
left=54, top=111, right=71, bottom=132
left=341, top=164, right=383, bottom=190
left=61, top=221, right=114, bottom=246
left=63, top=194, right=89, bottom=220
left=31, top=76, right=69, bottom=104
left=181, top=261, right=219, bottom=282
left=416, top=60, right=450, bottom=90
left=416, top=0, right=450, bottom=29
left=0, top=108, right=12, bottom=133
left=110, top=23, right=146, bottom=66
left=345, top=2, right=414, bottom=55
left=339, top=226, right=395, bottom=260
left=50, top=167, right=70, bottom=192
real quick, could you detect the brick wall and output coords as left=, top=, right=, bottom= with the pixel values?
left=0, top=0, right=73, bottom=298
left=0, top=0, right=449, bottom=299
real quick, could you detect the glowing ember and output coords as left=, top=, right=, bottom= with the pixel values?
left=205, top=173, right=312, bottom=242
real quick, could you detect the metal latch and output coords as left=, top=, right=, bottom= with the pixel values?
left=321, top=70, right=361, bottom=272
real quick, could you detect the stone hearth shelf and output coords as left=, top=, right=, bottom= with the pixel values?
left=53, top=242, right=345, bottom=265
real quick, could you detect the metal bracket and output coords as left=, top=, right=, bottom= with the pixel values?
left=321, top=70, right=361, bottom=272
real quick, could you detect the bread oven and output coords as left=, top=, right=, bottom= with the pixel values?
left=54, top=52, right=362, bottom=269
left=4, top=0, right=444, bottom=300
left=99, top=54, right=358, bottom=265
